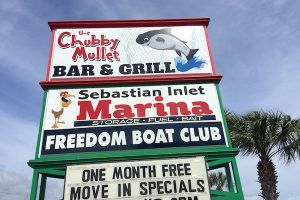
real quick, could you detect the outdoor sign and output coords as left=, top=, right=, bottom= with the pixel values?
left=28, top=19, right=244, bottom=200
left=39, top=83, right=227, bottom=156
left=63, top=156, right=211, bottom=200
left=48, top=25, right=213, bottom=81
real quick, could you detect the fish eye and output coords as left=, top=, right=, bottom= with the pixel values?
left=144, top=37, right=149, bottom=42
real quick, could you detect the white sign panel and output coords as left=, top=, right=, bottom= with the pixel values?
left=39, top=83, right=227, bottom=156
left=64, top=157, right=211, bottom=200
left=49, top=26, right=213, bottom=80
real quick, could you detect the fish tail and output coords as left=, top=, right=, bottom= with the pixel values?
left=187, top=49, right=198, bottom=60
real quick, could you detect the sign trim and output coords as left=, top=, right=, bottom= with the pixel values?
left=49, top=18, right=210, bottom=30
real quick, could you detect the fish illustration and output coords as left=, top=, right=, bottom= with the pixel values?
left=136, top=28, right=198, bottom=60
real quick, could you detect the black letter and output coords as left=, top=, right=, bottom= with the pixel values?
left=79, top=90, right=89, bottom=100
left=53, top=66, right=66, bottom=77
left=140, top=182, right=147, bottom=195
left=70, top=187, right=81, bottom=200
left=197, top=179, right=205, bottom=192
left=100, top=64, right=113, bottom=75
left=81, top=65, right=95, bottom=76
left=119, top=64, right=131, bottom=74
left=113, top=167, right=123, bottom=179
left=102, top=185, right=109, bottom=198
left=82, top=170, right=90, bottom=182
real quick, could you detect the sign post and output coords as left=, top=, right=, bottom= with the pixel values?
left=28, top=18, right=244, bottom=200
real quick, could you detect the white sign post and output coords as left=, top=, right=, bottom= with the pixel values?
left=64, top=157, right=211, bottom=200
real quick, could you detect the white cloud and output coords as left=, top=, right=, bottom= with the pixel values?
left=44, top=178, right=64, bottom=200
left=0, top=108, right=38, bottom=173
left=272, top=0, right=288, bottom=8
left=245, top=195, right=262, bottom=200
left=0, top=166, right=31, bottom=200
left=0, top=107, right=63, bottom=199
left=0, top=0, right=48, bottom=85
left=0, top=166, right=64, bottom=200
left=289, top=196, right=300, bottom=200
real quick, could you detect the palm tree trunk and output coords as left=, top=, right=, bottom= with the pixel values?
left=257, top=156, right=279, bottom=200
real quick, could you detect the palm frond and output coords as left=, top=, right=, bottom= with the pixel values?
left=226, top=110, right=300, bottom=162
left=208, top=171, right=228, bottom=191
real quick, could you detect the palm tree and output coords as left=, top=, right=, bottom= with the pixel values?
left=226, top=111, right=300, bottom=200
left=208, top=171, right=228, bottom=191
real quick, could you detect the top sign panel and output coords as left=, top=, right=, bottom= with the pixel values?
left=48, top=24, right=214, bottom=81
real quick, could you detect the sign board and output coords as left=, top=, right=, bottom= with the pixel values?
left=28, top=19, right=244, bottom=200
left=48, top=25, right=213, bottom=81
left=64, top=157, right=211, bottom=200
left=39, top=83, right=227, bottom=156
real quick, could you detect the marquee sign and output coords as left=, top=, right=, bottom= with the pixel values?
left=48, top=25, right=213, bottom=81
left=39, top=83, right=227, bottom=156
left=63, top=157, right=211, bottom=200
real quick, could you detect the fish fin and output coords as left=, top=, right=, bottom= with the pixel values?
left=186, top=49, right=199, bottom=60
left=156, top=37, right=165, bottom=43
left=161, top=28, right=172, bottom=34
left=175, top=50, right=181, bottom=56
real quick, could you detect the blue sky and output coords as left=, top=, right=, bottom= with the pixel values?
left=0, top=0, right=299, bottom=199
